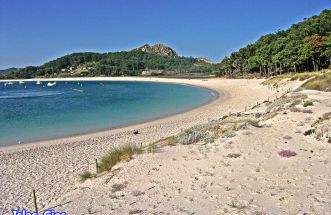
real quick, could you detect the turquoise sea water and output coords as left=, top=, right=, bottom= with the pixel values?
left=0, top=81, right=216, bottom=147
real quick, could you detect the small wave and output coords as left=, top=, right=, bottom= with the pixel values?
left=72, top=88, right=84, bottom=93
left=0, top=91, right=63, bottom=99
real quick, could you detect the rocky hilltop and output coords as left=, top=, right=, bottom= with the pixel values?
left=137, top=44, right=178, bottom=57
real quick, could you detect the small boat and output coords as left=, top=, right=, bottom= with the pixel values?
left=4, top=82, right=14, bottom=87
left=47, top=82, right=56, bottom=87
left=36, top=81, right=42, bottom=85
left=19, top=81, right=25, bottom=84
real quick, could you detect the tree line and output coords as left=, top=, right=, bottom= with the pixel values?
left=216, top=9, right=331, bottom=77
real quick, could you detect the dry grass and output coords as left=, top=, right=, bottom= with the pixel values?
left=283, top=135, right=292, bottom=140
left=98, top=145, right=143, bottom=173
left=79, top=171, right=94, bottom=182
left=290, top=106, right=313, bottom=113
left=111, top=182, right=127, bottom=193
left=303, top=71, right=331, bottom=92
left=312, top=112, right=331, bottom=127
left=227, top=153, right=241, bottom=158
left=289, top=71, right=322, bottom=81
left=262, top=74, right=291, bottom=86
left=262, top=70, right=329, bottom=87
left=266, top=93, right=307, bottom=113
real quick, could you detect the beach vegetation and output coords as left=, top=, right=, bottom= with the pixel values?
left=290, top=106, right=313, bottom=113
left=131, top=190, right=145, bottom=197
left=302, top=71, right=331, bottom=91
left=222, top=130, right=236, bottom=138
left=266, top=93, right=308, bottom=113
left=278, top=150, right=297, bottom=158
left=227, top=153, right=241, bottom=158
left=164, top=136, right=178, bottom=146
left=111, top=182, right=127, bottom=193
left=312, top=112, right=331, bottom=126
left=227, top=200, right=251, bottom=213
left=97, top=145, right=143, bottom=173
left=129, top=209, right=144, bottom=214
left=283, top=135, right=292, bottom=140
left=301, top=109, right=313, bottom=114
left=178, top=125, right=209, bottom=145
left=147, top=143, right=158, bottom=153
left=184, top=128, right=193, bottom=134
left=262, top=112, right=279, bottom=121
left=79, top=171, right=94, bottom=182
left=304, top=129, right=315, bottom=136
left=221, top=115, right=229, bottom=120
left=303, top=100, right=313, bottom=107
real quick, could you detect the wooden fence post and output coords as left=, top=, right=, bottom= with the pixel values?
left=95, top=159, right=98, bottom=173
left=32, top=189, right=38, bottom=213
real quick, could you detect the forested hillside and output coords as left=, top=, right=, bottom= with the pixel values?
left=216, top=9, right=331, bottom=77
left=0, top=67, right=19, bottom=75
left=2, top=44, right=213, bottom=79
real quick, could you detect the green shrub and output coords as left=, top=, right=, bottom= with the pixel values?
left=222, top=115, right=229, bottom=120
left=303, top=100, right=313, bottom=107
left=304, top=129, right=315, bottom=136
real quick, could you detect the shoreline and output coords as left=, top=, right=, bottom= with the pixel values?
left=0, top=77, right=223, bottom=153
left=0, top=78, right=220, bottom=150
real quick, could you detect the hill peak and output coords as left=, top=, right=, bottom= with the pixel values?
left=137, top=44, right=177, bottom=57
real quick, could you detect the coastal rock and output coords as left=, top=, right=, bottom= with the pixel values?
left=137, top=44, right=177, bottom=57
left=197, top=57, right=213, bottom=64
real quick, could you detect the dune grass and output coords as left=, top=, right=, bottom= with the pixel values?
left=302, top=71, right=331, bottom=92
left=80, top=136, right=178, bottom=181
left=262, top=70, right=330, bottom=87
left=79, top=171, right=94, bottom=182
left=262, top=74, right=291, bottom=86
left=111, top=182, right=127, bottom=193
left=289, top=71, right=322, bottom=81
left=97, top=145, right=143, bottom=173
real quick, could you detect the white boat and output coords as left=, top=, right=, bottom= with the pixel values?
left=36, top=81, right=42, bottom=85
left=19, top=81, right=25, bottom=84
left=4, top=82, right=13, bottom=87
left=47, top=82, right=56, bottom=87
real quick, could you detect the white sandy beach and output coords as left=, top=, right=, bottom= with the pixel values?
left=1, top=77, right=330, bottom=214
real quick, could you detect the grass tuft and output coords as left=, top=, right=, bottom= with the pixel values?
left=79, top=171, right=94, bottom=182
left=111, top=182, right=127, bottom=193
left=98, top=145, right=143, bottom=173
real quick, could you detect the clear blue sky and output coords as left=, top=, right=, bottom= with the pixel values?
left=0, top=0, right=330, bottom=69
